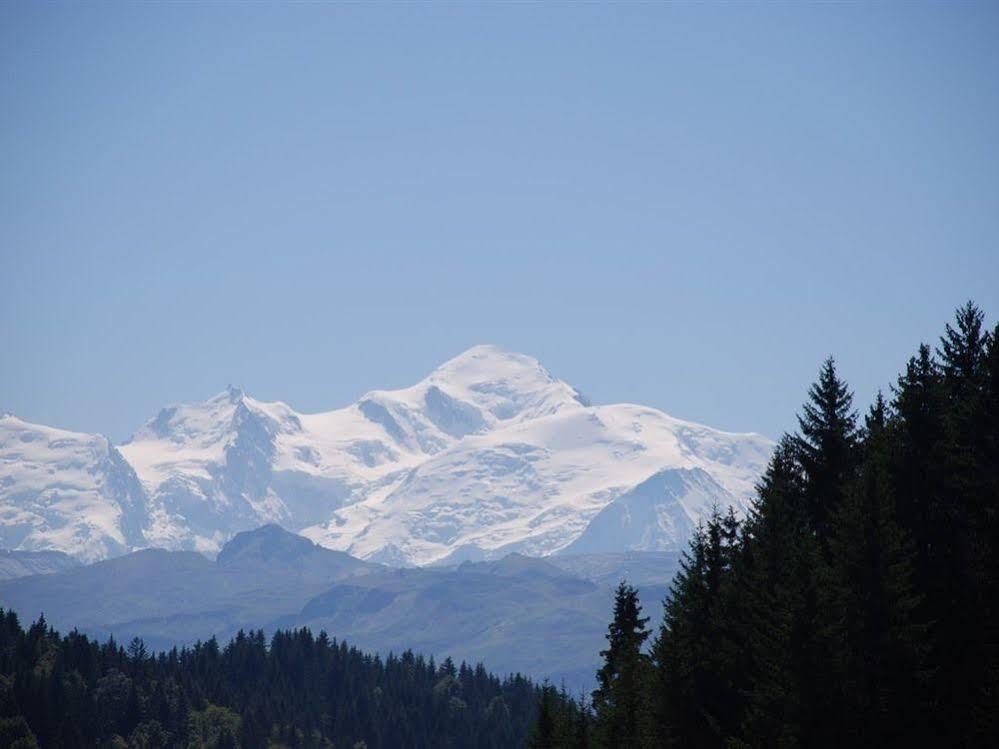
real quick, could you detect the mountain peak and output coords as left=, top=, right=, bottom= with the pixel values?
left=3, top=348, right=773, bottom=566
left=217, top=524, right=317, bottom=566
left=450, top=343, right=511, bottom=356
left=431, top=344, right=548, bottom=381
left=206, top=384, right=245, bottom=405
left=421, top=345, right=590, bottom=420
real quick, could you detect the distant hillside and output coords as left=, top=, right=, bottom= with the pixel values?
left=0, top=525, right=674, bottom=691
left=0, top=548, right=79, bottom=580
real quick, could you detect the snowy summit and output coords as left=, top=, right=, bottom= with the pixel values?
left=0, top=346, right=773, bottom=564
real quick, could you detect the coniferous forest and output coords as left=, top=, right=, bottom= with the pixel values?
left=0, top=618, right=547, bottom=748
left=2, top=303, right=996, bottom=748
left=529, top=302, right=999, bottom=748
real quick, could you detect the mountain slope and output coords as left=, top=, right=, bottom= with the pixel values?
left=305, top=400, right=771, bottom=565
left=0, top=525, right=642, bottom=690
left=0, top=525, right=380, bottom=647
left=0, top=415, right=147, bottom=562
left=0, top=549, right=80, bottom=580
left=558, top=467, right=730, bottom=555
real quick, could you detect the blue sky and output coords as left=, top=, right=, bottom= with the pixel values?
left=2, top=2, right=997, bottom=441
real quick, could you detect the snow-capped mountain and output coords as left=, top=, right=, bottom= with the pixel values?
left=1, top=346, right=773, bottom=564
left=0, top=415, right=147, bottom=562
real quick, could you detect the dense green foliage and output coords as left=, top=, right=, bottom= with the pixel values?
left=536, top=301, right=999, bottom=748
left=0, top=615, right=554, bottom=748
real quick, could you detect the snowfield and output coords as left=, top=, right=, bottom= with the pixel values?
left=1, top=346, right=773, bottom=564
left=0, top=416, right=147, bottom=562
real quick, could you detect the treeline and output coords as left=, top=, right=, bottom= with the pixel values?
left=532, top=301, right=999, bottom=748
left=0, top=615, right=551, bottom=748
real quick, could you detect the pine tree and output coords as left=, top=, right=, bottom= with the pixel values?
left=591, top=582, right=650, bottom=748
left=891, top=343, right=947, bottom=581
left=528, top=683, right=557, bottom=749
left=934, top=302, right=995, bottom=745
left=649, top=524, right=708, bottom=747
left=649, top=507, right=742, bottom=748
left=793, top=357, right=858, bottom=546
left=790, top=359, right=859, bottom=746
left=570, top=696, right=591, bottom=749
left=939, top=301, right=989, bottom=395
left=979, top=323, right=999, bottom=743
left=733, top=437, right=809, bottom=749
left=617, top=304, right=997, bottom=749
left=734, top=438, right=818, bottom=749
left=825, top=393, right=926, bottom=745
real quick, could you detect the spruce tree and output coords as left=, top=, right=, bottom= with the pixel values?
left=649, top=524, right=708, bottom=747
left=934, top=302, right=995, bottom=745
left=793, top=356, right=858, bottom=546
left=734, top=438, right=816, bottom=749
left=791, top=359, right=858, bottom=746
left=979, top=323, right=999, bottom=743
left=891, top=342, right=947, bottom=580
left=649, top=508, right=742, bottom=748
left=617, top=304, right=997, bottom=749
left=570, top=696, right=591, bottom=749
left=591, top=582, right=650, bottom=748
left=939, top=301, right=989, bottom=395
left=528, top=683, right=556, bottom=749
left=825, top=393, right=925, bottom=745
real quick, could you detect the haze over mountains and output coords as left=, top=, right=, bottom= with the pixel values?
left=0, top=345, right=772, bottom=564
left=0, top=524, right=682, bottom=689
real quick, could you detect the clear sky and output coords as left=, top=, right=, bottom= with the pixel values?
left=2, top=2, right=997, bottom=442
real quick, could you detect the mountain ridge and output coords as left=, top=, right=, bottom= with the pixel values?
left=0, top=523, right=678, bottom=690
left=0, top=346, right=773, bottom=564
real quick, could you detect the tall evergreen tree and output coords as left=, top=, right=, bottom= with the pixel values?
left=591, top=583, right=650, bottom=748
left=934, top=302, right=995, bottom=745
left=649, top=508, right=742, bottom=748
left=793, top=356, right=858, bottom=546
left=980, top=323, right=999, bottom=742
left=792, top=358, right=858, bottom=746
left=528, top=684, right=557, bottom=749
left=605, top=303, right=996, bottom=749
left=733, top=438, right=816, bottom=749
left=825, top=393, right=926, bottom=745
left=570, top=696, right=591, bottom=749
left=649, top=524, right=708, bottom=747
left=891, top=343, right=947, bottom=582
left=939, top=301, right=990, bottom=395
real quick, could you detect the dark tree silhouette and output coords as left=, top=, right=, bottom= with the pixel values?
left=592, top=583, right=650, bottom=748
left=533, top=302, right=998, bottom=749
